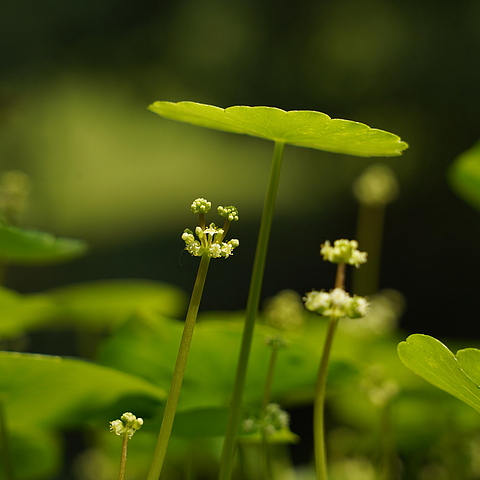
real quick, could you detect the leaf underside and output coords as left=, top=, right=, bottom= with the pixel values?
left=148, top=101, right=408, bottom=157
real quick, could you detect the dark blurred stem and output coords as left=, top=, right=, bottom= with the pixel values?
left=0, top=262, right=7, bottom=287
left=219, top=141, right=285, bottom=480
left=147, top=252, right=211, bottom=480
left=261, top=346, right=278, bottom=413
left=0, top=400, right=14, bottom=480
left=352, top=203, right=385, bottom=296
left=380, top=402, right=396, bottom=480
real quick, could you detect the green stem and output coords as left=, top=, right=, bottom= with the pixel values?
left=352, top=203, right=385, bottom=296
left=147, top=253, right=211, bottom=480
left=313, top=316, right=338, bottom=480
left=0, top=400, right=14, bottom=480
left=262, top=347, right=278, bottom=413
left=380, top=402, right=396, bottom=480
left=314, top=263, right=345, bottom=480
left=118, top=435, right=128, bottom=480
left=219, top=141, right=285, bottom=480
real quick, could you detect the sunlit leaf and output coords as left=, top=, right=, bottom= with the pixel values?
left=0, top=352, right=166, bottom=431
left=449, top=139, right=480, bottom=212
left=398, top=334, right=480, bottom=413
left=0, top=223, right=87, bottom=265
left=148, top=101, right=408, bottom=157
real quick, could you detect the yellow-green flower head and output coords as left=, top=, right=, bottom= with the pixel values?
left=303, top=288, right=369, bottom=319
left=217, top=205, right=239, bottom=222
left=110, top=412, right=143, bottom=439
left=182, top=223, right=239, bottom=259
left=191, top=198, right=211, bottom=214
left=320, top=239, right=367, bottom=268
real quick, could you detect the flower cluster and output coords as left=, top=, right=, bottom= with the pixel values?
left=303, top=288, right=369, bottom=319
left=110, top=412, right=143, bottom=439
left=217, top=205, right=239, bottom=222
left=320, top=239, right=367, bottom=268
left=191, top=198, right=211, bottom=214
left=182, top=198, right=240, bottom=259
left=241, top=403, right=290, bottom=437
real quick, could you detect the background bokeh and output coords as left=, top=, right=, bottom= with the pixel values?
left=2, top=0, right=480, bottom=339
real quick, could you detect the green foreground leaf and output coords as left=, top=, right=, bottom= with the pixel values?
left=148, top=101, right=408, bottom=157
left=0, top=352, right=166, bottom=432
left=0, top=224, right=87, bottom=265
left=398, top=334, right=480, bottom=413
left=449, top=139, right=480, bottom=212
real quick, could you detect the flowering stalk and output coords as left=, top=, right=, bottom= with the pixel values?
left=304, top=239, right=369, bottom=480
left=219, top=141, right=285, bottom=480
left=147, top=199, right=239, bottom=480
left=110, top=412, right=143, bottom=480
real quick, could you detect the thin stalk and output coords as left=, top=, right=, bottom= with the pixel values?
left=380, top=402, right=396, bottom=480
left=0, top=400, right=14, bottom=480
left=219, top=141, right=285, bottom=480
left=260, top=345, right=279, bottom=480
left=313, top=315, right=337, bottom=480
left=147, top=252, right=211, bottom=480
left=261, top=347, right=278, bottom=412
left=313, top=262, right=345, bottom=480
left=118, top=435, right=128, bottom=480
left=352, top=203, right=385, bottom=296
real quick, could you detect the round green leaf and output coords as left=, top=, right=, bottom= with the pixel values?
left=0, top=224, right=87, bottom=265
left=0, top=352, right=166, bottom=431
left=449, top=139, right=480, bottom=212
left=148, top=101, right=408, bottom=157
left=398, top=334, right=480, bottom=413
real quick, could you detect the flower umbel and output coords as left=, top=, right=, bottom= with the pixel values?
left=304, top=288, right=369, bottom=319
left=110, top=412, right=143, bottom=439
left=320, top=239, right=367, bottom=268
left=241, top=403, right=290, bottom=437
left=182, top=198, right=239, bottom=259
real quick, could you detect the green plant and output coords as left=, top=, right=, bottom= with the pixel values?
left=0, top=101, right=412, bottom=480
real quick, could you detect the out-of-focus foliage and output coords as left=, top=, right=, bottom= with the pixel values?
left=0, top=223, right=87, bottom=265
left=449, top=139, right=480, bottom=212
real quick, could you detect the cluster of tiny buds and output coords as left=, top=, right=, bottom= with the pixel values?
left=320, top=239, right=367, bottom=268
left=191, top=198, right=211, bottom=214
left=241, top=403, right=290, bottom=437
left=110, top=412, right=143, bottom=439
left=182, top=198, right=240, bottom=259
left=264, top=333, right=290, bottom=350
left=217, top=205, right=239, bottom=222
left=303, top=288, right=369, bottom=319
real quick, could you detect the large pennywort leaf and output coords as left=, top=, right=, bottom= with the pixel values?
left=148, top=101, right=407, bottom=157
